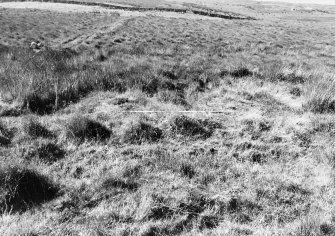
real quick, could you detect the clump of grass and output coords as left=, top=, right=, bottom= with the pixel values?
left=121, top=121, right=163, bottom=144
left=198, top=214, right=220, bottom=230
left=36, top=140, right=66, bottom=164
left=0, top=135, right=10, bottom=146
left=170, top=116, right=220, bottom=138
left=0, top=165, right=59, bottom=213
left=157, top=90, right=190, bottom=107
left=180, top=162, right=196, bottom=179
left=256, top=182, right=311, bottom=224
left=0, top=106, right=22, bottom=117
left=0, top=121, right=11, bottom=146
left=304, top=76, right=335, bottom=113
left=102, top=177, right=138, bottom=191
left=270, top=68, right=307, bottom=84
left=64, top=115, right=111, bottom=142
left=21, top=116, right=54, bottom=139
left=290, top=87, right=302, bottom=97
left=142, top=78, right=159, bottom=95
left=230, top=67, right=252, bottom=78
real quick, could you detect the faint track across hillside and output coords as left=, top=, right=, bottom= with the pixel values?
left=0, top=0, right=256, bottom=20
left=61, top=17, right=131, bottom=48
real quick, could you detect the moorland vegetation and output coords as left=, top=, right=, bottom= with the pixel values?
left=1, top=1, right=335, bottom=235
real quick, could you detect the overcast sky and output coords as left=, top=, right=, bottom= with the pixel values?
left=255, top=0, right=335, bottom=5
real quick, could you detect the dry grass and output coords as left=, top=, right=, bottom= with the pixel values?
left=0, top=1, right=335, bottom=235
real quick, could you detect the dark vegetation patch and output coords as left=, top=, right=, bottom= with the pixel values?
left=0, top=48, right=157, bottom=114
left=1, top=46, right=229, bottom=115
left=230, top=67, right=253, bottom=78
left=178, top=192, right=216, bottom=218
left=142, top=78, right=159, bottom=95
left=0, top=135, right=10, bottom=146
left=250, top=152, right=266, bottom=164
left=21, top=117, right=54, bottom=139
left=112, top=97, right=131, bottom=105
left=239, top=119, right=272, bottom=140
left=198, top=214, right=220, bottom=230
left=65, top=115, right=111, bottom=142
left=36, top=141, right=66, bottom=164
left=180, top=162, right=196, bottom=179
left=305, top=96, right=335, bottom=114
left=320, top=223, right=335, bottom=235
left=290, top=87, right=302, bottom=97
left=313, top=120, right=335, bottom=133
left=170, top=116, right=221, bottom=139
left=0, top=121, right=13, bottom=146
left=293, top=130, right=313, bottom=148
left=147, top=196, right=175, bottom=221
left=0, top=106, right=23, bottom=117
left=226, top=197, right=263, bottom=223
left=157, top=90, right=190, bottom=107
left=122, top=121, right=163, bottom=144
left=21, top=140, right=65, bottom=164
left=0, top=166, right=59, bottom=213
left=102, top=177, right=138, bottom=191
left=270, top=72, right=307, bottom=84
left=256, top=183, right=311, bottom=224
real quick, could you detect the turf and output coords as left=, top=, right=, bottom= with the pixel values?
left=0, top=0, right=335, bottom=235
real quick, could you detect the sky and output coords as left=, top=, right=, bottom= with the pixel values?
left=255, top=0, right=335, bottom=5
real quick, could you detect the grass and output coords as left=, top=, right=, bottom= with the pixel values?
left=0, top=165, right=59, bottom=213
left=21, top=116, right=54, bottom=139
left=64, top=115, right=111, bottom=142
left=121, top=120, right=163, bottom=144
left=304, top=75, right=335, bottom=113
left=0, top=0, right=335, bottom=235
left=170, top=115, right=220, bottom=139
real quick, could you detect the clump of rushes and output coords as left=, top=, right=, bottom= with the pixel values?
left=21, top=116, right=54, bottom=139
left=121, top=121, right=163, bottom=144
left=36, top=140, right=66, bottom=164
left=170, top=115, right=220, bottom=138
left=230, top=67, right=252, bottom=78
left=0, top=121, right=11, bottom=146
left=65, top=115, right=111, bottom=142
left=0, top=165, right=59, bottom=213
left=304, top=76, right=335, bottom=113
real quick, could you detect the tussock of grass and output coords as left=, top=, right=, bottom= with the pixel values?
left=180, top=162, right=196, bottom=179
left=157, top=90, right=190, bottom=107
left=121, top=121, right=163, bottom=144
left=0, top=165, right=59, bottom=213
left=36, top=140, right=66, bottom=164
left=102, top=177, right=138, bottom=191
left=0, top=121, right=11, bottom=146
left=304, top=76, right=335, bottom=113
left=64, top=115, right=111, bottom=142
left=21, top=116, right=54, bottom=139
left=0, top=135, right=10, bottom=146
left=256, top=182, right=311, bottom=224
left=271, top=68, right=308, bottom=84
left=0, top=106, right=22, bottom=117
left=230, top=66, right=252, bottom=78
left=170, top=115, right=221, bottom=138
left=198, top=214, right=220, bottom=230
left=290, top=86, right=302, bottom=97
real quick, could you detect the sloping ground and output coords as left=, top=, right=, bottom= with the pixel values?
left=0, top=0, right=255, bottom=19
left=0, top=2, right=335, bottom=236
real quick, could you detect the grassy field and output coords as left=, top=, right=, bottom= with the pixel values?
left=1, top=1, right=335, bottom=235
